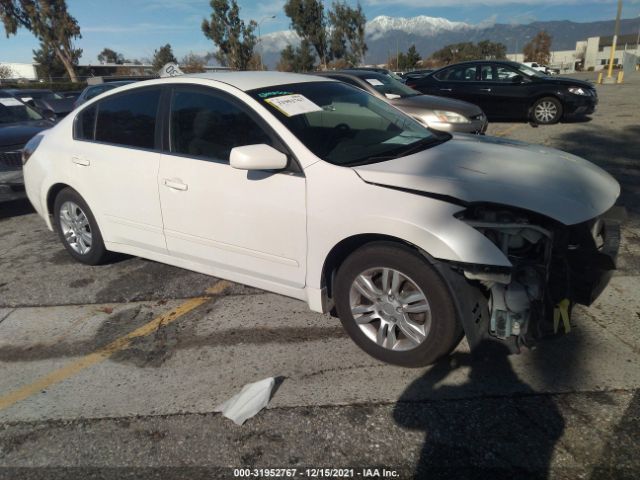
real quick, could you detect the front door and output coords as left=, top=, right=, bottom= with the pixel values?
left=158, top=86, right=307, bottom=288
left=476, top=64, right=529, bottom=119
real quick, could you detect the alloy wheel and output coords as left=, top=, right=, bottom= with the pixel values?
left=59, top=201, right=93, bottom=255
left=348, top=267, right=431, bottom=351
left=534, top=101, right=558, bottom=123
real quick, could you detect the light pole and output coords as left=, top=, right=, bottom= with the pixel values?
left=257, top=15, right=276, bottom=71
left=605, top=0, right=623, bottom=82
left=636, top=14, right=640, bottom=56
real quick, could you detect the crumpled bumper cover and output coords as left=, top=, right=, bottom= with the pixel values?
left=565, top=209, right=623, bottom=306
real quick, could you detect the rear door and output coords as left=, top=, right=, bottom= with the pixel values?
left=71, top=87, right=166, bottom=252
left=430, top=64, right=481, bottom=106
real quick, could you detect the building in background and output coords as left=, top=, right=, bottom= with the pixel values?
left=0, top=63, right=38, bottom=81
left=508, top=33, right=640, bottom=73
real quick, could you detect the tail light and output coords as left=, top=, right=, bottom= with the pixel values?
left=22, top=134, right=44, bottom=165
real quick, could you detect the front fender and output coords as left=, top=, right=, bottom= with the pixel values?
left=305, top=161, right=511, bottom=293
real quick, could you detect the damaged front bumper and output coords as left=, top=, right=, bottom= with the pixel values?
left=437, top=206, right=623, bottom=352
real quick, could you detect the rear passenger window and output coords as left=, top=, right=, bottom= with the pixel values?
left=435, top=65, right=477, bottom=81
left=75, top=104, right=97, bottom=140
left=95, top=89, right=161, bottom=149
left=170, top=89, right=271, bottom=162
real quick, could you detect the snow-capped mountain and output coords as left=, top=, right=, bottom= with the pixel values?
left=257, top=15, right=638, bottom=69
left=259, top=15, right=476, bottom=54
left=365, top=15, right=472, bottom=40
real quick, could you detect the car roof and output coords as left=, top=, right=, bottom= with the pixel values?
left=440, top=60, right=520, bottom=67
left=9, top=89, right=53, bottom=94
left=176, top=71, right=333, bottom=91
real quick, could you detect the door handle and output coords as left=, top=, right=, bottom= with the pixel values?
left=71, top=155, right=90, bottom=166
left=439, top=88, right=452, bottom=92
left=479, top=88, right=492, bottom=92
left=163, top=179, right=188, bottom=191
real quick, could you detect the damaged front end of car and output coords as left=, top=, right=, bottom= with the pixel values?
left=438, top=204, right=622, bottom=352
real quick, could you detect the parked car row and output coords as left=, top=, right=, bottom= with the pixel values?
left=22, top=71, right=619, bottom=367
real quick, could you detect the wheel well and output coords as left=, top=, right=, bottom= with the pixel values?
left=46, top=183, right=71, bottom=215
left=321, top=234, right=423, bottom=300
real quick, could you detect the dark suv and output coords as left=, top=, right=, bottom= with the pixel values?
left=406, top=61, right=598, bottom=124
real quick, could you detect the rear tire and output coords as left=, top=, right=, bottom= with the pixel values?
left=53, top=188, right=109, bottom=265
left=532, top=97, right=563, bottom=124
left=334, top=242, right=462, bottom=367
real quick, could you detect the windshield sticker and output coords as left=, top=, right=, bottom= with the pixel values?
left=384, top=93, right=401, bottom=99
left=365, top=78, right=384, bottom=86
left=258, top=91, right=293, bottom=99
left=0, top=97, right=23, bottom=107
left=265, top=94, right=322, bottom=117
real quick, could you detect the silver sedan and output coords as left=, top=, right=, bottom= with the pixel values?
left=314, top=70, right=488, bottom=134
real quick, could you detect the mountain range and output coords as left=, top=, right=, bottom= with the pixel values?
left=258, top=16, right=640, bottom=68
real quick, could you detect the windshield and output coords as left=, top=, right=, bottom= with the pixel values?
left=249, top=82, right=448, bottom=167
left=356, top=73, right=420, bottom=99
left=0, top=96, right=43, bottom=124
left=516, top=63, right=546, bottom=78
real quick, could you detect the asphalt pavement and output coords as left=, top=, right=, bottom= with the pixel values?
left=0, top=72, right=639, bottom=480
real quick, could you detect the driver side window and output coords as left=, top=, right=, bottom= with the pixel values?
left=170, top=88, right=272, bottom=163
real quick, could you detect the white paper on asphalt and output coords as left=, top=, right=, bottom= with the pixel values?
left=214, top=377, right=276, bottom=425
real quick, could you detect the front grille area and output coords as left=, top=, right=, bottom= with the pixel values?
left=469, top=113, right=485, bottom=121
left=0, top=150, right=22, bottom=168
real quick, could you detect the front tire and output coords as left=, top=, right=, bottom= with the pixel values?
left=532, top=97, right=563, bottom=124
left=53, top=188, right=109, bottom=265
left=334, top=242, right=462, bottom=367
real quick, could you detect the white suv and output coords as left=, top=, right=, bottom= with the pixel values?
left=23, top=72, right=620, bottom=366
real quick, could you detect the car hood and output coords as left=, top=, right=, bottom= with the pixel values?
left=391, top=94, right=483, bottom=116
left=0, top=121, right=52, bottom=148
left=353, top=134, right=619, bottom=225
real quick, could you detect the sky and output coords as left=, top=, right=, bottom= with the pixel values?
left=1, top=0, right=640, bottom=64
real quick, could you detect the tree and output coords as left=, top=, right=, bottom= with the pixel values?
left=98, top=48, right=127, bottom=64
left=277, top=39, right=315, bottom=72
left=152, top=44, right=177, bottom=72
left=523, top=30, right=552, bottom=65
left=202, top=0, right=257, bottom=70
left=328, top=1, right=367, bottom=66
left=0, top=64, right=13, bottom=79
left=180, top=52, right=206, bottom=73
left=430, top=40, right=506, bottom=66
left=284, top=0, right=328, bottom=69
left=32, top=40, right=69, bottom=79
left=0, top=0, right=82, bottom=82
left=405, top=44, right=421, bottom=70
left=477, top=40, right=506, bottom=60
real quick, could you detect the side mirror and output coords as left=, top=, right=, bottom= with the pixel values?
left=511, top=74, right=524, bottom=84
left=230, top=144, right=288, bottom=171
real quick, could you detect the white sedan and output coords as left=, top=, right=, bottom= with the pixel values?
left=23, top=72, right=620, bottom=367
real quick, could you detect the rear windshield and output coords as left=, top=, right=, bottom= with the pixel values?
left=0, top=96, right=43, bottom=124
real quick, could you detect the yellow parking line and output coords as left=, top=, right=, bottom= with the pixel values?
left=496, top=124, right=522, bottom=137
left=0, top=280, right=233, bottom=412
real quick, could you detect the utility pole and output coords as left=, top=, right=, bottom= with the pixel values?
left=605, top=0, right=623, bottom=82
left=636, top=14, right=640, bottom=56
